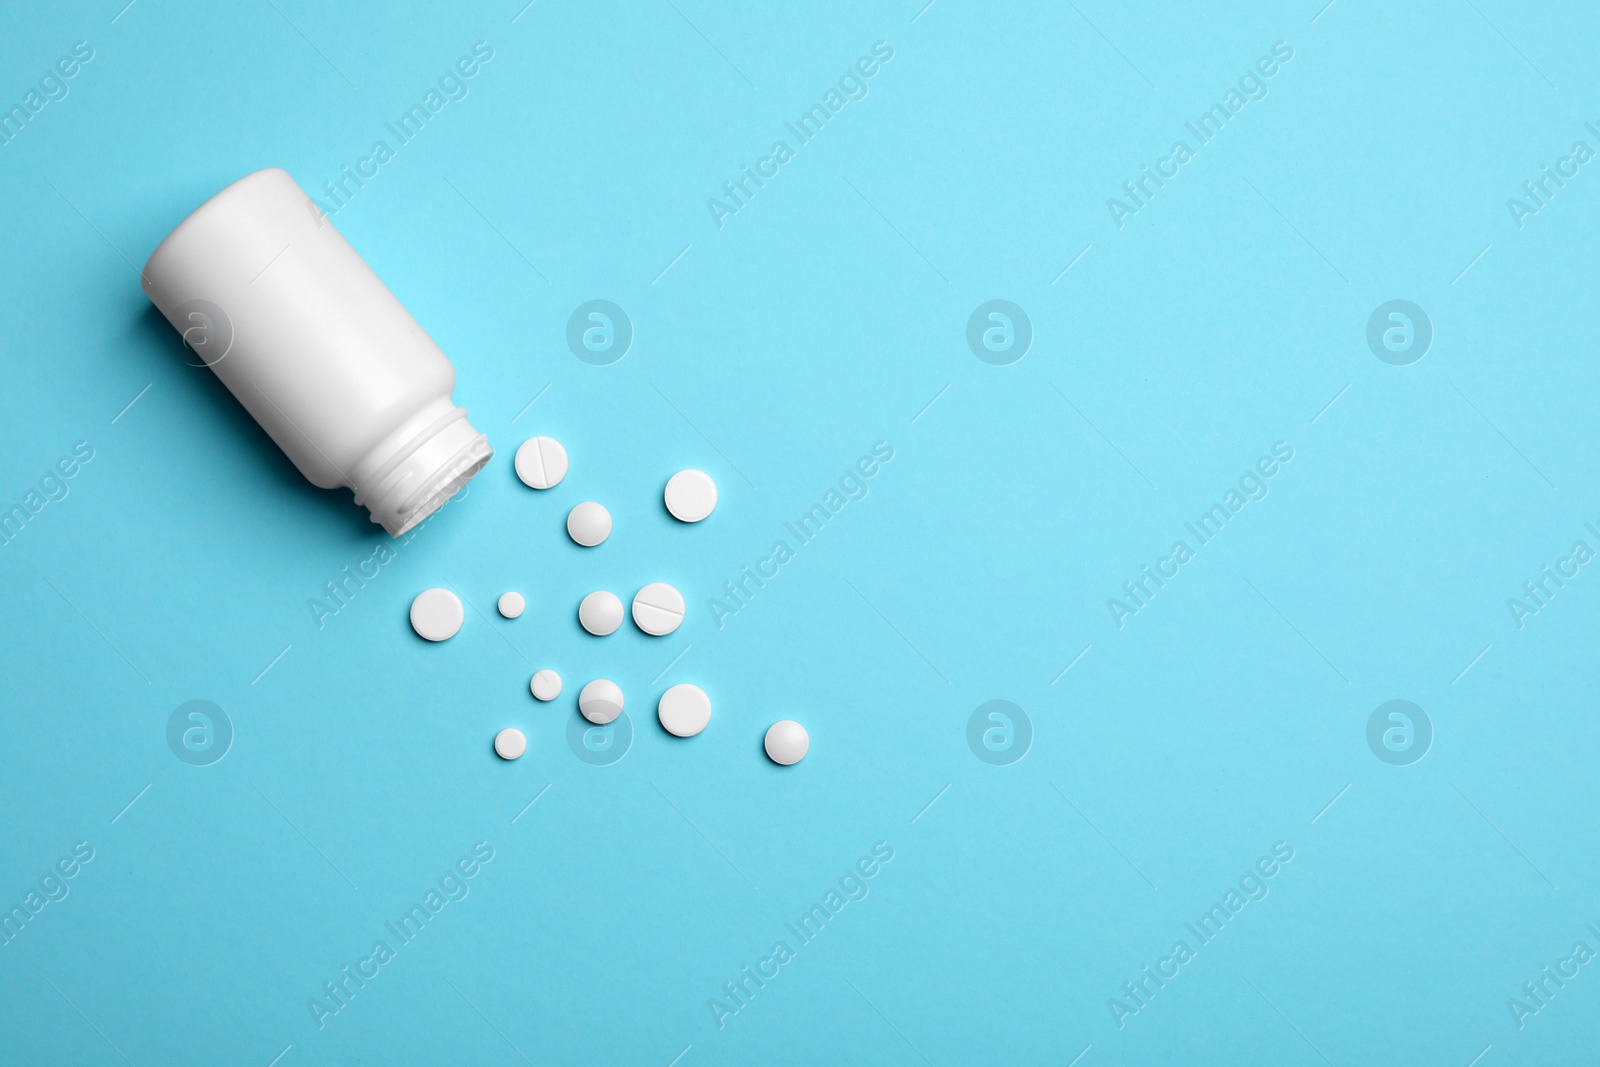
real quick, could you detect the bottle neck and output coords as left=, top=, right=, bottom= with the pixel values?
left=351, top=397, right=492, bottom=536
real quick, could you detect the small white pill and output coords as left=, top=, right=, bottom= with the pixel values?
left=764, top=720, right=809, bottom=765
left=530, top=669, right=562, bottom=701
left=514, top=436, right=568, bottom=489
left=665, top=469, right=718, bottom=522
left=658, top=684, right=711, bottom=737
left=632, top=582, right=685, bottom=636
left=498, top=591, right=525, bottom=618
left=578, top=591, right=624, bottom=636
left=410, top=588, right=464, bottom=642
left=579, top=679, right=624, bottom=724
left=494, top=727, right=527, bottom=760
left=567, top=502, right=612, bottom=547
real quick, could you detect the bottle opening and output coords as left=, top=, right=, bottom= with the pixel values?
left=354, top=402, right=493, bottom=537
left=389, top=436, right=492, bottom=536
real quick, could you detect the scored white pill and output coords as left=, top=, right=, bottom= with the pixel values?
left=579, top=679, right=624, bottom=724
left=494, top=727, right=527, bottom=760
left=632, top=582, right=685, bottom=636
left=514, top=436, right=568, bottom=490
left=410, top=588, right=464, bottom=642
left=664, top=469, right=718, bottom=522
left=567, top=502, right=612, bottom=547
left=658, top=684, right=711, bottom=737
left=530, top=669, right=562, bottom=701
left=578, top=591, right=624, bottom=636
left=764, top=720, right=809, bottom=765
left=498, top=591, right=525, bottom=619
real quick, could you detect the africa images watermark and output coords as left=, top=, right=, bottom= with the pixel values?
left=1506, top=922, right=1600, bottom=1031
left=1105, top=441, right=1295, bottom=629
left=1107, top=840, right=1295, bottom=1029
left=707, top=441, right=894, bottom=629
left=0, top=40, right=95, bottom=149
left=1366, top=700, right=1432, bottom=766
left=1506, top=122, right=1600, bottom=231
left=706, top=40, right=896, bottom=230
left=306, top=840, right=496, bottom=1029
left=304, top=482, right=468, bottom=631
left=0, top=841, right=96, bottom=949
left=0, top=440, right=95, bottom=549
left=707, top=841, right=896, bottom=1031
left=1106, top=41, right=1295, bottom=230
left=307, top=41, right=496, bottom=223
left=167, top=700, right=234, bottom=767
left=305, top=531, right=416, bottom=631
left=1504, top=519, right=1600, bottom=631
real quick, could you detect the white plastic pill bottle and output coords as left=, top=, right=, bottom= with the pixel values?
left=141, top=168, right=492, bottom=536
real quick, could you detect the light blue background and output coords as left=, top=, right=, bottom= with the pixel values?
left=2, top=1, right=1597, bottom=1063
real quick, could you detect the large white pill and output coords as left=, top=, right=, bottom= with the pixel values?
left=665, top=469, right=718, bottom=522
left=514, top=436, right=568, bottom=489
left=579, top=679, right=624, bottom=724
left=494, top=727, right=527, bottom=760
left=567, top=502, right=612, bottom=546
left=498, top=591, right=525, bottom=618
left=578, top=591, right=623, bottom=636
left=658, top=684, right=711, bottom=737
left=410, top=588, right=464, bottom=642
left=632, top=582, right=685, bottom=636
left=530, top=670, right=562, bottom=701
left=764, top=720, right=809, bottom=765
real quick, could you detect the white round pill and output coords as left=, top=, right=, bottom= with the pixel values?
left=530, top=669, right=562, bottom=701
left=410, top=588, right=464, bottom=642
left=578, top=591, right=623, bottom=636
left=632, top=582, right=685, bottom=636
left=494, top=727, right=527, bottom=760
left=514, top=436, right=568, bottom=489
left=567, top=502, right=612, bottom=547
left=497, top=591, right=525, bottom=619
left=764, top=720, right=809, bottom=765
left=665, top=469, right=718, bottom=522
left=579, top=679, right=624, bottom=724
left=658, top=684, right=711, bottom=737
